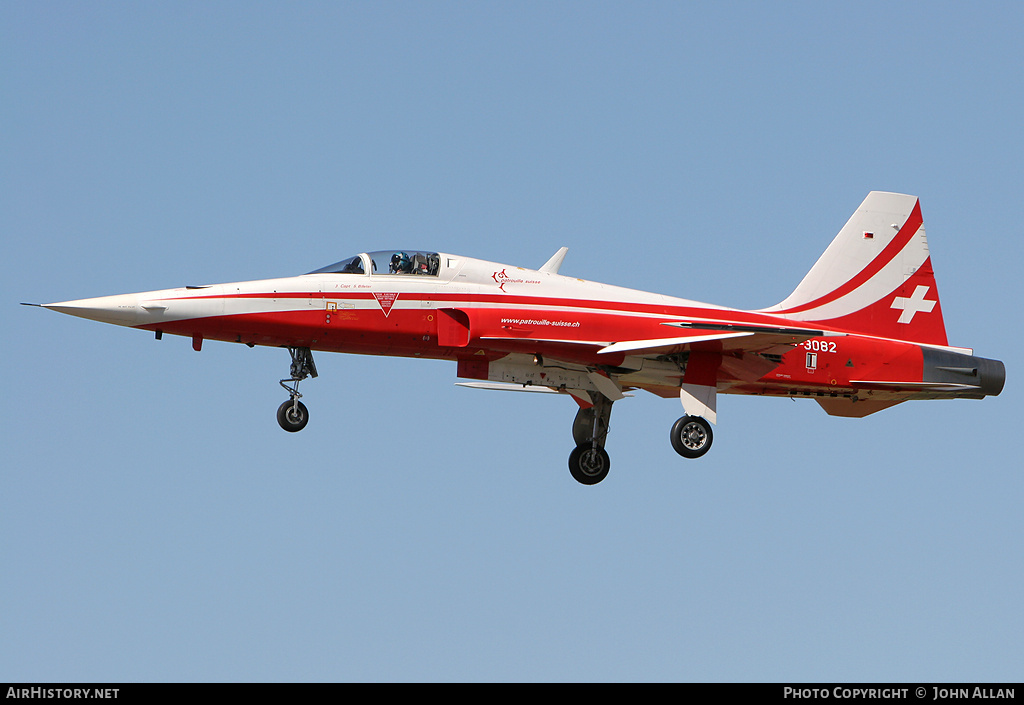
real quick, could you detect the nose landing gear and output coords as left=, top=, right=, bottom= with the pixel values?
left=277, top=346, right=317, bottom=432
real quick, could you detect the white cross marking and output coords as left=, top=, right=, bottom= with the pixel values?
left=891, top=285, right=936, bottom=324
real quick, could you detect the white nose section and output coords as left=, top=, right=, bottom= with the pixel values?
left=42, top=294, right=148, bottom=327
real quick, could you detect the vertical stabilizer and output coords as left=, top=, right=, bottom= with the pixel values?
left=762, top=192, right=949, bottom=346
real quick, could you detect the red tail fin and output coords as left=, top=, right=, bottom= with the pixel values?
left=763, top=192, right=948, bottom=346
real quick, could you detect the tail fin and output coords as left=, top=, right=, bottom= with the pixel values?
left=762, top=191, right=949, bottom=346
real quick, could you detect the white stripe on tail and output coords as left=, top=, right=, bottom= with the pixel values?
left=762, top=191, right=949, bottom=346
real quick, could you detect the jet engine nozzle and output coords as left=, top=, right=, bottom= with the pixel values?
left=922, top=348, right=1005, bottom=399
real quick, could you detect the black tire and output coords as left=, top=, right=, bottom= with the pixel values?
left=277, top=400, right=309, bottom=432
left=568, top=443, right=610, bottom=485
left=670, top=415, right=713, bottom=458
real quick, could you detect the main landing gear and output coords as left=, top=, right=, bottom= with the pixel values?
left=568, top=396, right=613, bottom=485
left=565, top=401, right=715, bottom=485
left=277, top=346, right=317, bottom=432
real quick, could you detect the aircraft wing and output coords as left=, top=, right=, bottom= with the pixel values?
left=597, top=321, right=835, bottom=357
left=462, top=311, right=842, bottom=414
left=476, top=311, right=833, bottom=358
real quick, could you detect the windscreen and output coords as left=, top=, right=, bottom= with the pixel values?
left=306, top=255, right=366, bottom=275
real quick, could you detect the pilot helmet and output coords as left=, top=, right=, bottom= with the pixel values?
left=390, top=251, right=410, bottom=272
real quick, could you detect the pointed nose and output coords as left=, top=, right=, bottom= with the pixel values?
left=42, top=294, right=148, bottom=327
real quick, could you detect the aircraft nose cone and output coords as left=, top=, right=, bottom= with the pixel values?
left=42, top=294, right=146, bottom=327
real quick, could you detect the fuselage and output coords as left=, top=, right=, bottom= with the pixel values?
left=44, top=249, right=1004, bottom=411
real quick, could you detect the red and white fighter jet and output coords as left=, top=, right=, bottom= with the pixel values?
left=36, top=192, right=1004, bottom=484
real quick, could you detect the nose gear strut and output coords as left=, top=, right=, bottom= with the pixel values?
left=277, top=346, right=317, bottom=432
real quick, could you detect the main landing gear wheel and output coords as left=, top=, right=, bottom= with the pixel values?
left=277, top=400, right=309, bottom=432
left=568, top=443, right=610, bottom=485
left=670, top=415, right=713, bottom=459
left=567, top=395, right=615, bottom=485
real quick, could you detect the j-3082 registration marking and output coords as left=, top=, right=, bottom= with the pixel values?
left=801, top=339, right=837, bottom=353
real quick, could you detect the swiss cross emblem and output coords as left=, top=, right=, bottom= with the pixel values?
left=373, top=292, right=399, bottom=317
left=890, top=285, right=936, bottom=324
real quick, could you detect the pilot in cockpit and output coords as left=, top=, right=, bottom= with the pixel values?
left=390, top=252, right=412, bottom=274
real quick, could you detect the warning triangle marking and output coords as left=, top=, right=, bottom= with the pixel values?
left=373, top=292, right=399, bottom=317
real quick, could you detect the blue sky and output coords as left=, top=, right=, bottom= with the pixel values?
left=3, top=2, right=1021, bottom=682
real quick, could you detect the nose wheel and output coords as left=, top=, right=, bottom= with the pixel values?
left=277, top=399, right=309, bottom=432
left=277, top=346, right=317, bottom=432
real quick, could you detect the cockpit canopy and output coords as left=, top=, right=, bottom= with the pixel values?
left=307, top=250, right=441, bottom=276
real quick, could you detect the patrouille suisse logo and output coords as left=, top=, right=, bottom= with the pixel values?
left=492, top=269, right=540, bottom=293
left=492, top=269, right=512, bottom=292
left=373, top=292, right=399, bottom=317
